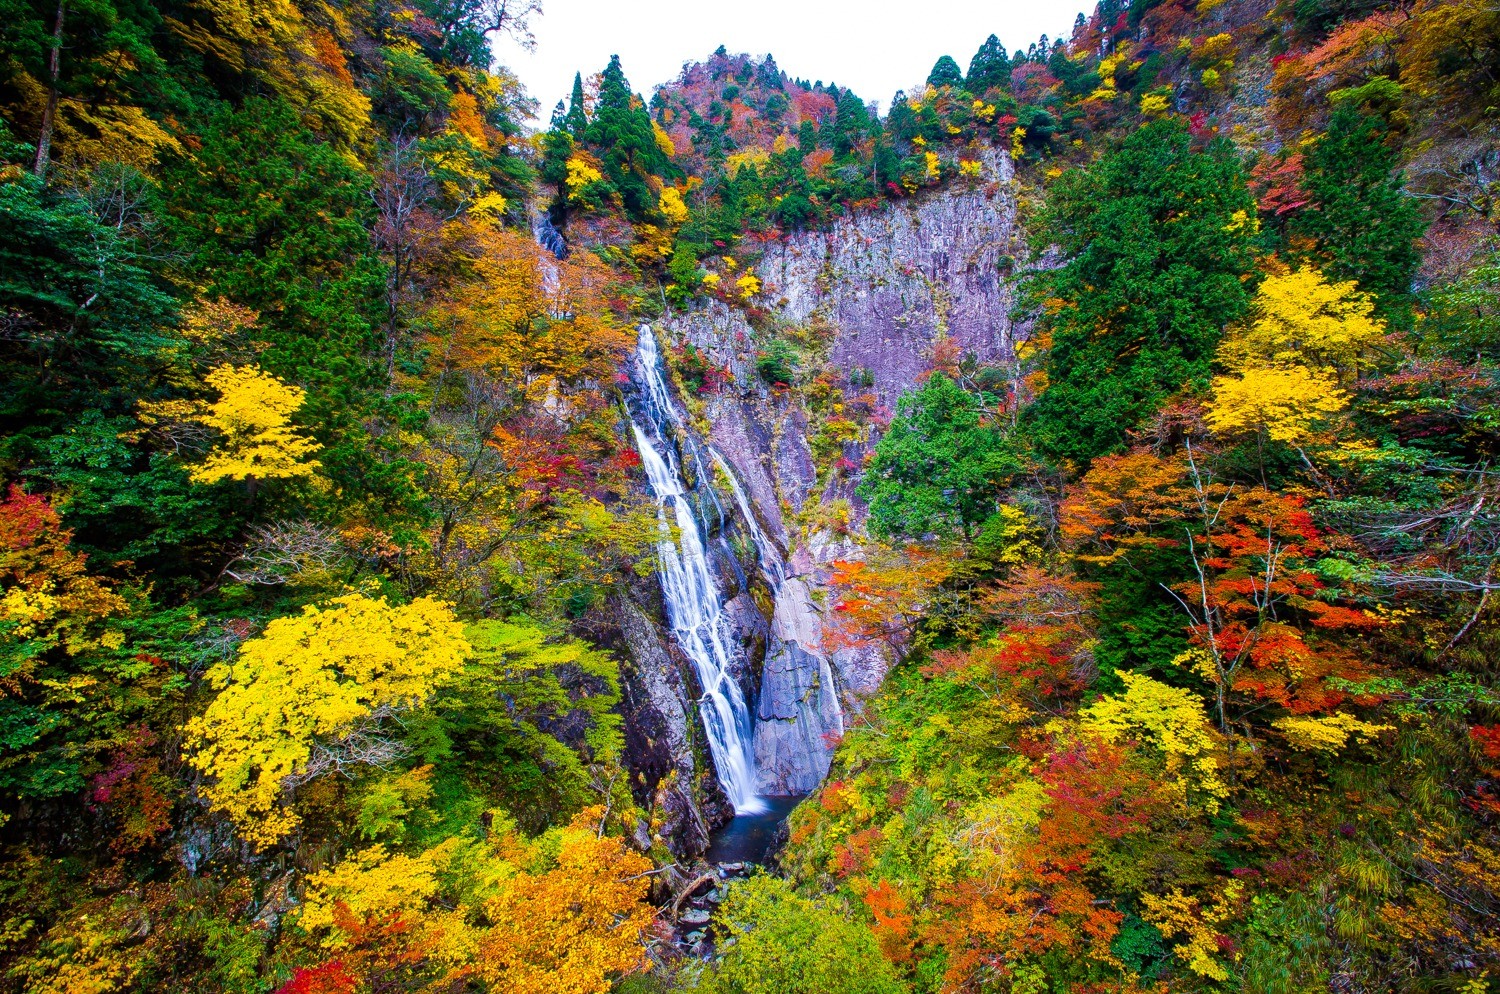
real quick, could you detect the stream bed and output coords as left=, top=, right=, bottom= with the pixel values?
left=674, top=795, right=806, bottom=959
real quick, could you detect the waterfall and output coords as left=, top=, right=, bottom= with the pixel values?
left=710, top=449, right=785, bottom=587
left=710, top=434, right=846, bottom=796
left=629, top=326, right=766, bottom=814
left=534, top=212, right=569, bottom=259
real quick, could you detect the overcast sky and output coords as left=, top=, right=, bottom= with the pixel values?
left=497, top=0, right=1092, bottom=120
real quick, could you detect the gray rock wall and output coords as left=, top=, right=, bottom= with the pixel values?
left=645, top=153, right=1027, bottom=799
left=615, top=592, right=727, bottom=854
left=615, top=155, right=1026, bottom=815
left=666, top=150, right=1023, bottom=409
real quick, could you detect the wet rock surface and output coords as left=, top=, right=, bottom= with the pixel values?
left=665, top=859, right=756, bottom=960
left=615, top=593, right=727, bottom=855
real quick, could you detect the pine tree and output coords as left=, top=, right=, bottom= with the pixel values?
left=583, top=56, right=662, bottom=218
left=165, top=98, right=384, bottom=384
left=1022, top=118, right=1258, bottom=462
left=757, top=54, right=783, bottom=90
left=833, top=90, right=869, bottom=157
left=539, top=110, right=573, bottom=206
left=966, top=34, right=1011, bottom=93
left=565, top=71, right=588, bottom=135
left=1288, top=103, right=1425, bottom=322
left=797, top=119, right=817, bottom=155
left=927, top=55, right=964, bottom=89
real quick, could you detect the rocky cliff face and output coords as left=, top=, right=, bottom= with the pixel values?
left=619, top=153, right=1027, bottom=846
left=668, top=150, right=1024, bottom=406
left=613, top=591, right=727, bottom=855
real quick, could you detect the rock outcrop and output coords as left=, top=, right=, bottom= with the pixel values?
left=615, top=592, right=727, bottom=855
left=666, top=150, right=1024, bottom=407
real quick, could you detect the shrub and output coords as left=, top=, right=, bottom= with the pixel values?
left=754, top=338, right=799, bottom=386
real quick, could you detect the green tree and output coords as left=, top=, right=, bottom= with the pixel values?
left=408, top=619, right=626, bottom=833
left=417, top=0, right=538, bottom=69
left=1288, top=102, right=1425, bottom=322
left=0, top=165, right=176, bottom=420
left=370, top=44, right=453, bottom=134
left=857, top=373, right=1017, bottom=540
left=165, top=98, right=384, bottom=383
left=0, top=139, right=243, bottom=583
left=1421, top=249, right=1500, bottom=363
left=966, top=34, right=1011, bottom=93
left=565, top=70, right=588, bottom=135
left=1050, top=47, right=1102, bottom=98
left=927, top=54, right=964, bottom=89
left=832, top=89, right=871, bottom=158
left=756, top=54, right=783, bottom=90
left=1022, top=118, right=1258, bottom=463
left=583, top=55, right=664, bottom=218
left=165, top=99, right=425, bottom=526
left=540, top=104, right=575, bottom=207
left=701, top=876, right=908, bottom=994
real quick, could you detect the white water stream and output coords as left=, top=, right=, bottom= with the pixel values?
left=630, top=326, right=766, bottom=814
left=710, top=449, right=785, bottom=587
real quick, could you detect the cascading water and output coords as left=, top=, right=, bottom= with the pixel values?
left=709, top=449, right=785, bottom=587
left=710, top=445, right=845, bottom=794
left=629, top=326, right=766, bottom=814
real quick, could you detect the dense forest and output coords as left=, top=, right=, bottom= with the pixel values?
left=1, top=0, right=1498, bottom=991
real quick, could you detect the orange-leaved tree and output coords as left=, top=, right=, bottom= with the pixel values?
left=428, top=223, right=632, bottom=404
left=939, top=738, right=1160, bottom=988
left=473, top=807, right=655, bottom=993
left=0, top=485, right=130, bottom=808
left=286, top=806, right=655, bottom=993
left=925, top=565, right=1100, bottom=717
left=827, top=543, right=959, bottom=655
left=1063, top=445, right=1381, bottom=731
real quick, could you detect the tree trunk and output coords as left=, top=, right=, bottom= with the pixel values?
left=33, top=0, right=66, bottom=178
left=384, top=254, right=404, bottom=389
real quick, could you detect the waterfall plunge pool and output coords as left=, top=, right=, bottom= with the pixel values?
left=705, top=795, right=805, bottom=866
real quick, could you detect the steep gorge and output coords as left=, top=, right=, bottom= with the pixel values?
left=616, top=152, right=1029, bottom=853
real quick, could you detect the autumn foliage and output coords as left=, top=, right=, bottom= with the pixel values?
left=4, top=0, right=1500, bottom=990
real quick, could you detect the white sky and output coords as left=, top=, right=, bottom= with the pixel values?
left=497, top=0, right=1092, bottom=121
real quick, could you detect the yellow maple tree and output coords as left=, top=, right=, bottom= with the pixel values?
left=1140, top=92, right=1172, bottom=116
left=293, top=807, right=654, bottom=989
left=184, top=592, right=469, bottom=846
left=658, top=185, right=690, bottom=226
left=428, top=224, right=631, bottom=403
left=300, top=841, right=453, bottom=944
left=1078, top=670, right=1228, bottom=812
left=1273, top=711, right=1392, bottom=751
left=1207, top=266, right=1382, bottom=443
left=1141, top=881, right=1245, bottom=980
left=1206, top=364, right=1348, bottom=443
left=1220, top=266, right=1387, bottom=379
left=165, top=0, right=371, bottom=147
left=724, top=147, right=770, bottom=179
left=566, top=153, right=605, bottom=202
left=652, top=121, right=676, bottom=157
left=186, top=364, right=321, bottom=485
